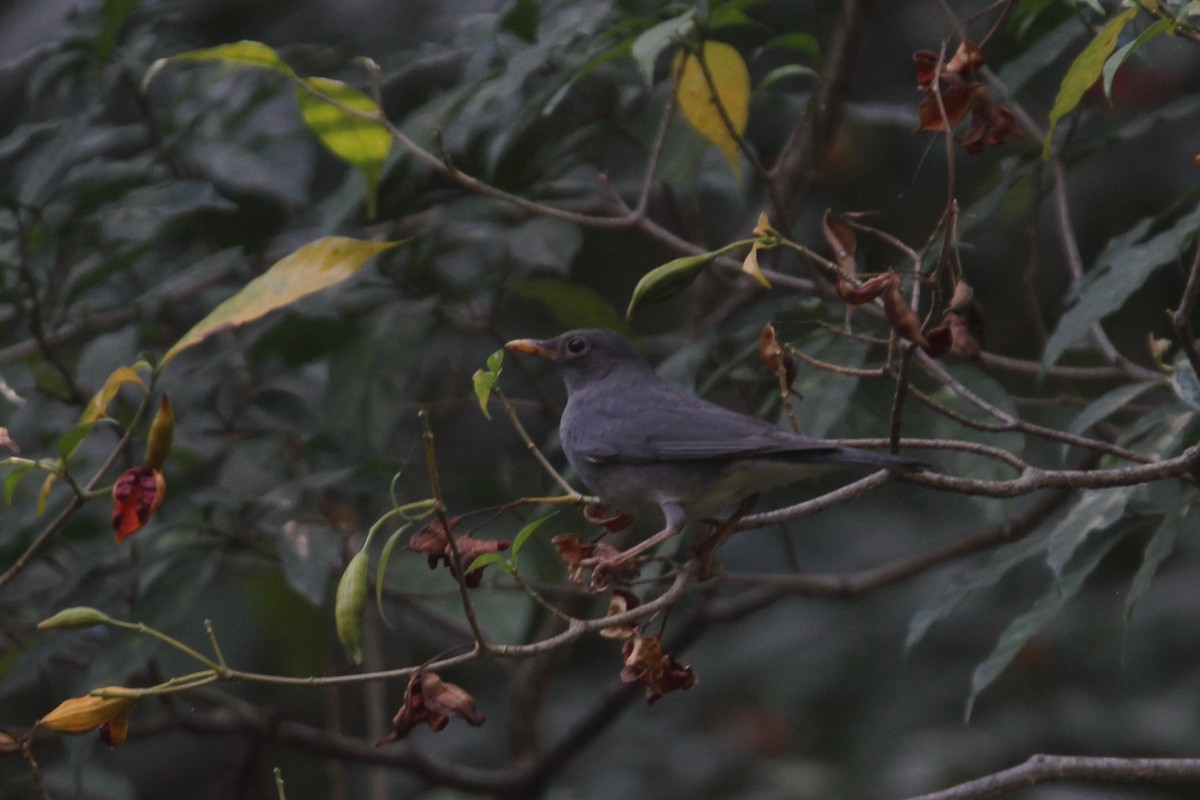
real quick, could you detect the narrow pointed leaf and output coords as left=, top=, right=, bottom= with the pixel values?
left=162, top=237, right=402, bottom=365
left=966, top=533, right=1122, bottom=720
left=5, top=463, right=33, bottom=505
left=1126, top=496, right=1191, bottom=623
left=296, top=78, right=392, bottom=218
left=1102, top=18, right=1169, bottom=100
left=83, top=366, right=148, bottom=424
left=674, top=41, right=749, bottom=178
left=375, top=520, right=415, bottom=623
left=1042, top=7, right=1137, bottom=158
left=630, top=12, right=696, bottom=85
left=143, top=40, right=295, bottom=90
left=510, top=514, right=553, bottom=558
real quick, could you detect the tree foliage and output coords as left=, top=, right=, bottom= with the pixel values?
left=3, top=0, right=1200, bottom=798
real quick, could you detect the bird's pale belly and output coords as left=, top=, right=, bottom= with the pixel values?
left=577, top=456, right=838, bottom=527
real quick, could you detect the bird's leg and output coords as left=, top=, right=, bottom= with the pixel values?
left=691, top=494, right=759, bottom=579
left=582, top=502, right=688, bottom=589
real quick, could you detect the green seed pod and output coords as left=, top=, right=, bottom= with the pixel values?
left=37, top=607, right=116, bottom=631
left=335, top=551, right=369, bottom=666
left=144, top=395, right=175, bottom=470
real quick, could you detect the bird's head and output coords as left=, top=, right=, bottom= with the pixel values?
left=505, top=329, right=649, bottom=394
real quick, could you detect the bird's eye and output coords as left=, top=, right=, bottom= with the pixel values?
left=565, top=337, right=588, bottom=355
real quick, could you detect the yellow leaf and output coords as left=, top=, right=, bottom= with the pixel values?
left=162, top=237, right=404, bottom=365
left=741, top=244, right=771, bottom=288
left=673, top=42, right=749, bottom=179
left=82, top=366, right=148, bottom=424
left=143, top=40, right=294, bottom=90
left=38, top=689, right=137, bottom=734
left=296, top=78, right=392, bottom=218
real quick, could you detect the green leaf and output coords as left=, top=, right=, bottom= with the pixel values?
left=162, top=237, right=403, bottom=365
left=510, top=514, right=553, bottom=558
left=965, top=533, right=1123, bottom=720
left=375, top=520, right=415, bottom=623
left=630, top=12, right=696, bottom=85
left=1125, top=491, right=1192, bottom=623
left=1046, top=486, right=1136, bottom=575
left=517, top=278, right=634, bottom=337
left=1048, top=411, right=1194, bottom=573
left=999, top=16, right=1085, bottom=95
left=1042, top=202, right=1200, bottom=368
left=906, top=527, right=1052, bottom=650
left=295, top=77, right=392, bottom=219
left=486, top=349, right=504, bottom=375
left=466, top=551, right=512, bottom=576
left=626, top=251, right=720, bottom=318
left=1064, top=380, right=1162, bottom=459
left=5, top=463, right=33, bottom=505
left=472, top=368, right=499, bottom=419
left=1171, top=346, right=1200, bottom=409
left=1102, top=18, right=1170, bottom=100
left=58, top=420, right=103, bottom=464
left=143, top=40, right=295, bottom=90
left=758, top=64, right=817, bottom=91
left=1043, top=6, right=1138, bottom=158
left=334, top=551, right=369, bottom=666
left=501, top=0, right=540, bottom=42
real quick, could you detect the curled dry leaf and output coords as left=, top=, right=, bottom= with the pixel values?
left=924, top=322, right=953, bottom=358
left=620, top=630, right=698, bottom=705
left=758, top=322, right=796, bottom=387
left=913, top=40, right=1020, bottom=152
left=551, top=533, right=625, bottom=586
left=881, top=273, right=929, bottom=349
left=584, top=503, right=634, bottom=533
left=948, top=309, right=984, bottom=360
left=378, top=671, right=485, bottom=744
left=836, top=272, right=892, bottom=306
left=408, top=517, right=509, bottom=587
left=599, top=589, right=641, bottom=640
left=821, top=210, right=858, bottom=278
left=945, top=40, right=985, bottom=74
left=943, top=279, right=985, bottom=359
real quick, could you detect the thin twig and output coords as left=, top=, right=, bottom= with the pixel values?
left=1168, top=240, right=1200, bottom=381
left=905, top=754, right=1200, bottom=800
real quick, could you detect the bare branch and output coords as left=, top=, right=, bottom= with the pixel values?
left=906, top=754, right=1200, bottom=800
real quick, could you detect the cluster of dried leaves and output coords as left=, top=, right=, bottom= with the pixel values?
left=914, top=41, right=1021, bottom=152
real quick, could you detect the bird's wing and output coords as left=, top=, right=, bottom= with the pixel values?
left=572, top=380, right=841, bottom=464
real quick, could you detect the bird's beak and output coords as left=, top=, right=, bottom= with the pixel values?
left=504, top=338, right=556, bottom=360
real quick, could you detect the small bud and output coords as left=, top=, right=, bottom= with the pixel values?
left=335, top=551, right=369, bottom=666
left=144, top=395, right=174, bottom=470
left=37, top=606, right=116, bottom=631
left=38, top=690, right=137, bottom=735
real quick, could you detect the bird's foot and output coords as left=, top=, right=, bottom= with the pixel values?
left=690, top=494, right=759, bottom=580
left=552, top=534, right=641, bottom=591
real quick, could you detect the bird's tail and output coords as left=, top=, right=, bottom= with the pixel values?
left=825, top=446, right=927, bottom=472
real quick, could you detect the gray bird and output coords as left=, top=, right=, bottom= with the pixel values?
left=506, top=328, right=924, bottom=563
